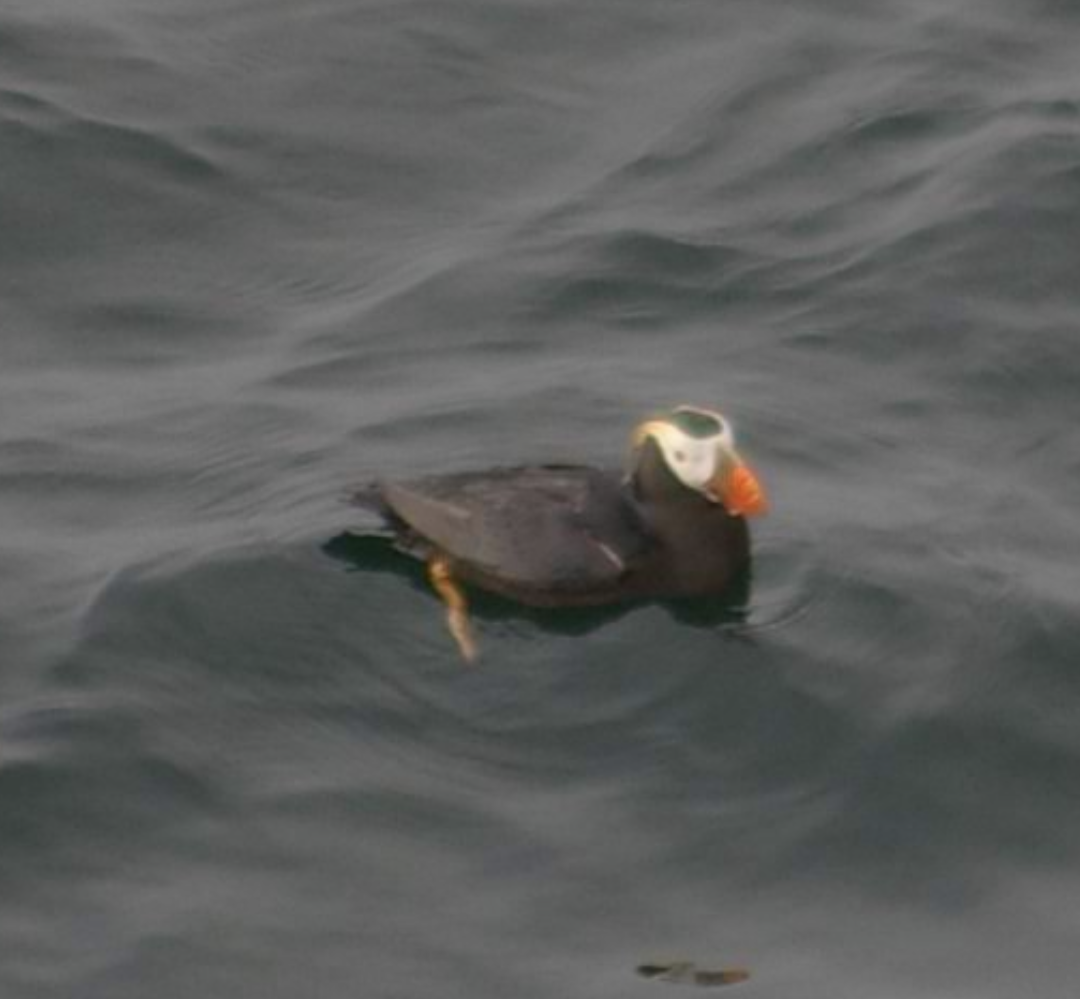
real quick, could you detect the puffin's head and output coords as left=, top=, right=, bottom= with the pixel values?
left=630, top=405, right=768, bottom=517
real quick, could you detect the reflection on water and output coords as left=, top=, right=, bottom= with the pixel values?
left=322, top=530, right=753, bottom=639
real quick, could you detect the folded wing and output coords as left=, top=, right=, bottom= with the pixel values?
left=375, top=466, right=651, bottom=593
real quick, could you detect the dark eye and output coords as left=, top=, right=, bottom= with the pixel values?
left=674, top=450, right=686, bottom=462
left=671, top=408, right=722, bottom=439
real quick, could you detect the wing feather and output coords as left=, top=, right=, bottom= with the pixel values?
left=378, top=466, right=649, bottom=591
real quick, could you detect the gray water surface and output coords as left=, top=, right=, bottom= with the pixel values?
left=3, top=1, right=1080, bottom=997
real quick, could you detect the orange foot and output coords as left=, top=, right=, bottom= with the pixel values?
left=428, top=555, right=478, bottom=663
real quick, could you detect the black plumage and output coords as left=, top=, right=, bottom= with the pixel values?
left=351, top=437, right=750, bottom=608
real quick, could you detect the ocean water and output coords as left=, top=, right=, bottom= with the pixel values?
left=2, top=1, right=1080, bottom=996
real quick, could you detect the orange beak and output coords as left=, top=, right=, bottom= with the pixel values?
left=708, top=461, right=768, bottom=518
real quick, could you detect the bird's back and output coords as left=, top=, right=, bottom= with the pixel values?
left=360, top=465, right=653, bottom=605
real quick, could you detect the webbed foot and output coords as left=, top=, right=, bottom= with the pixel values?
left=427, top=555, right=478, bottom=663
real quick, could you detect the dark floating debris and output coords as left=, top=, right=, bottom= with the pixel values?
left=637, top=962, right=750, bottom=988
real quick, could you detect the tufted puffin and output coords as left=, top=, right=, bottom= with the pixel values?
left=350, top=405, right=767, bottom=660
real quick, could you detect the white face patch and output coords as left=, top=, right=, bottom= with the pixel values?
left=651, top=423, right=717, bottom=490
left=636, top=407, right=738, bottom=497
